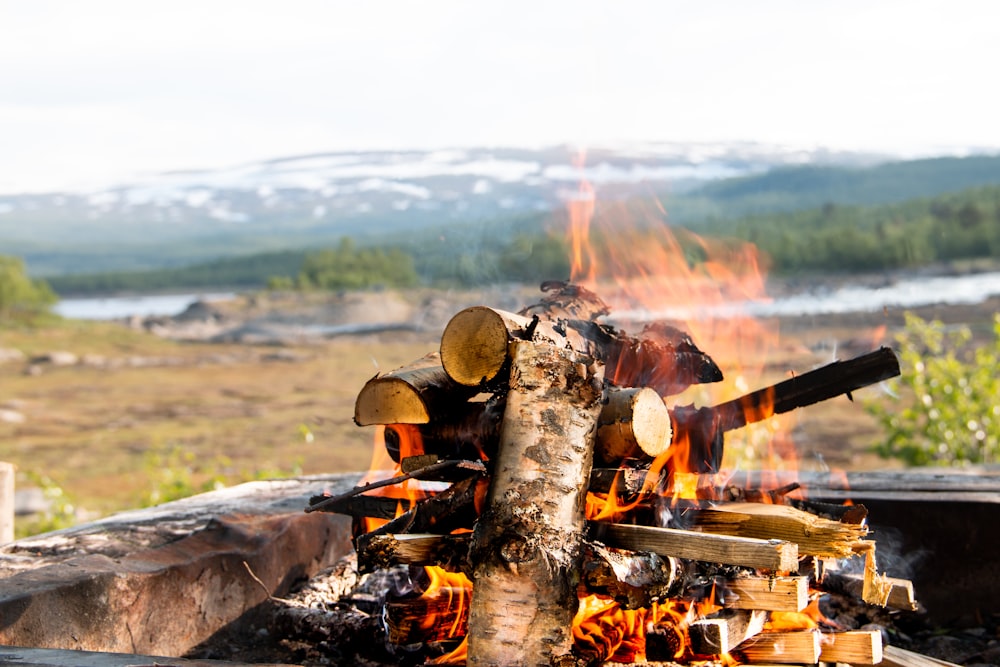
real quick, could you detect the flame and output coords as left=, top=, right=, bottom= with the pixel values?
left=357, top=425, right=429, bottom=533
left=572, top=593, right=724, bottom=663
left=764, top=596, right=835, bottom=632
left=559, top=155, right=805, bottom=483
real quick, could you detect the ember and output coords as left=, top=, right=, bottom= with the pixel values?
left=305, top=280, right=913, bottom=666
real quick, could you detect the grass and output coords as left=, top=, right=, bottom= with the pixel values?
left=7, top=285, right=992, bottom=523
left=0, top=319, right=433, bottom=516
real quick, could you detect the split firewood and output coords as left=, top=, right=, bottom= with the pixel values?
left=735, top=629, right=822, bottom=664
left=819, top=629, right=883, bottom=664
left=684, top=501, right=869, bottom=558
left=592, top=522, right=799, bottom=572
left=689, top=608, right=768, bottom=655
left=722, top=575, right=810, bottom=612
left=857, top=540, right=893, bottom=607
left=466, top=339, right=605, bottom=666
left=354, top=352, right=477, bottom=426
left=363, top=532, right=691, bottom=610
left=821, top=570, right=918, bottom=611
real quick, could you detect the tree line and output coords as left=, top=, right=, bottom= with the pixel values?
left=30, top=182, right=1000, bottom=299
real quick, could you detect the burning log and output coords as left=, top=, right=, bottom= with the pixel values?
left=465, top=339, right=605, bottom=666
left=360, top=533, right=472, bottom=574
left=439, top=306, right=722, bottom=396
left=311, top=281, right=915, bottom=665
left=674, top=346, right=900, bottom=472
left=383, top=567, right=471, bottom=646
left=387, top=384, right=671, bottom=468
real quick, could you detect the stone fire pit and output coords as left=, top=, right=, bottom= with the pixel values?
left=1, top=469, right=998, bottom=665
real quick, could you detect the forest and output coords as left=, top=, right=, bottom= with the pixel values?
left=42, top=183, right=1000, bottom=295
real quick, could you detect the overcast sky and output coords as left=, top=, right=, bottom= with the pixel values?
left=1, top=0, right=999, bottom=194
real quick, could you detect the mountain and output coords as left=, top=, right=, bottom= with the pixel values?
left=2, top=142, right=997, bottom=277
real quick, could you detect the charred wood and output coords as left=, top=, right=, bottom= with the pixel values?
left=673, top=347, right=900, bottom=472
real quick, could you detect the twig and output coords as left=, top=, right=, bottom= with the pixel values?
left=304, top=459, right=484, bottom=513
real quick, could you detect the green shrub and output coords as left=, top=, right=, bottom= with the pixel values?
left=866, top=312, right=1000, bottom=466
left=0, top=255, right=57, bottom=322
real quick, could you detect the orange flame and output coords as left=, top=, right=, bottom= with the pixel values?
left=357, top=425, right=429, bottom=533
left=560, top=154, right=802, bottom=481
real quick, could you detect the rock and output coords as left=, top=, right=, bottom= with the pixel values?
left=0, top=409, right=25, bottom=424
left=0, top=348, right=26, bottom=364
left=0, top=475, right=359, bottom=658
left=30, top=351, right=78, bottom=366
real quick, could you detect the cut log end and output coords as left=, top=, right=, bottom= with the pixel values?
left=441, top=306, right=529, bottom=387
left=596, top=386, right=672, bottom=465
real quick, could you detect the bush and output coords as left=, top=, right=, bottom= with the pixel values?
left=866, top=312, right=1000, bottom=466
left=0, top=255, right=57, bottom=321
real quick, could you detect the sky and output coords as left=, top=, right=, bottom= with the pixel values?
left=1, top=0, right=999, bottom=194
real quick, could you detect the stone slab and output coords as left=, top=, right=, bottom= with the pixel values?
left=0, top=474, right=361, bottom=657
left=0, top=645, right=295, bottom=666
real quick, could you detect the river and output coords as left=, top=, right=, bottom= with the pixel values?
left=52, top=272, right=1000, bottom=322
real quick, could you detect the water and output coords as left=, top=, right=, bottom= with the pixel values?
left=615, top=271, right=1000, bottom=323
left=54, top=292, right=235, bottom=320
left=52, top=272, right=1000, bottom=322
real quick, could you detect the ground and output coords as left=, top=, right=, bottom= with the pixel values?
left=1, top=277, right=997, bottom=519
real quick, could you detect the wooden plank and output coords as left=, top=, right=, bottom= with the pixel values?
left=736, top=630, right=821, bottom=664
left=593, top=522, right=799, bottom=572
left=689, top=609, right=767, bottom=655
left=724, top=576, right=809, bottom=612
left=819, top=629, right=882, bottom=664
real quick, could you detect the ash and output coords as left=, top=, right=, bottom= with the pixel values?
left=186, top=552, right=1000, bottom=666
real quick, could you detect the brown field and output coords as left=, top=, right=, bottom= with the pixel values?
left=2, top=286, right=997, bottom=519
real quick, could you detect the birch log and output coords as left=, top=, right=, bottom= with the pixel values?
left=466, top=339, right=604, bottom=667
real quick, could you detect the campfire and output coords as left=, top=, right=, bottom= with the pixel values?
left=305, top=280, right=909, bottom=666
